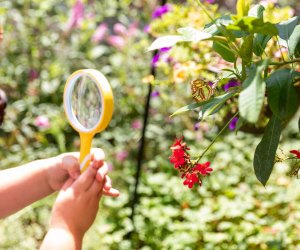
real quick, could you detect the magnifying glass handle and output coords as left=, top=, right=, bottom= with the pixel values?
left=79, top=133, right=93, bottom=172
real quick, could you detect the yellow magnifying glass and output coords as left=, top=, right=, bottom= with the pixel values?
left=63, top=69, right=114, bottom=172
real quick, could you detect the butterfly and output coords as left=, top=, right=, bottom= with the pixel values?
left=190, top=78, right=216, bottom=102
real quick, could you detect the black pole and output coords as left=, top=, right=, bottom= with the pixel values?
left=130, top=0, right=167, bottom=221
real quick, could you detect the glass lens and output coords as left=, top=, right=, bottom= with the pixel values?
left=71, top=75, right=102, bottom=130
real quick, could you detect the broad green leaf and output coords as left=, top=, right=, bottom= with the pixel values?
left=177, top=27, right=212, bottom=42
left=213, top=41, right=236, bottom=62
left=239, top=35, right=253, bottom=64
left=266, top=69, right=300, bottom=120
left=236, top=0, right=251, bottom=18
left=148, top=36, right=183, bottom=51
left=248, top=4, right=265, bottom=19
left=171, top=92, right=235, bottom=117
left=148, top=28, right=212, bottom=51
left=238, top=62, right=267, bottom=123
left=204, top=15, right=233, bottom=35
left=254, top=115, right=281, bottom=186
left=288, top=25, right=300, bottom=58
left=276, top=16, right=299, bottom=53
left=227, top=16, right=278, bottom=36
left=253, top=34, right=272, bottom=56
left=198, top=92, right=236, bottom=120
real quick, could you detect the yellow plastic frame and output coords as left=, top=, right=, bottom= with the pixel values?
left=63, top=69, right=114, bottom=172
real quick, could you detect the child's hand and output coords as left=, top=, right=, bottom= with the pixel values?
left=41, top=159, right=117, bottom=249
left=46, top=148, right=118, bottom=197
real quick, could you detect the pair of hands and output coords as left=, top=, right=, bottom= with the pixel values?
left=41, top=148, right=119, bottom=249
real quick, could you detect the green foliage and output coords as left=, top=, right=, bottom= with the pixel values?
left=254, top=115, right=281, bottom=186
left=238, top=62, right=267, bottom=123
left=266, top=69, right=300, bottom=121
left=150, top=0, right=300, bottom=185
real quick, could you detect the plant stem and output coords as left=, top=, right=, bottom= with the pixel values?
left=195, top=111, right=239, bottom=162
left=268, top=58, right=300, bottom=66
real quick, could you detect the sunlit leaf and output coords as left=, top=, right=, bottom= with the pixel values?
left=238, top=62, right=268, bottom=123
left=227, top=16, right=278, bottom=36
left=148, top=35, right=183, bottom=51
left=213, top=41, right=236, bottom=62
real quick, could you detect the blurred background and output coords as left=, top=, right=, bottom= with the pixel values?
left=0, top=0, right=299, bottom=249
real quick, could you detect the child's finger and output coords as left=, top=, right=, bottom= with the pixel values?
left=90, top=148, right=105, bottom=168
left=103, top=175, right=112, bottom=191
left=73, top=164, right=97, bottom=191
left=61, top=177, right=74, bottom=191
left=95, top=163, right=108, bottom=183
left=103, top=188, right=120, bottom=197
left=61, top=154, right=80, bottom=179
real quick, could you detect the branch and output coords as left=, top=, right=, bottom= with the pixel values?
left=269, top=58, right=300, bottom=66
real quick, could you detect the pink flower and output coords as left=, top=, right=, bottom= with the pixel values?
left=131, top=119, right=142, bottom=129
left=107, top=35, right=126, bottom=49
left=116, top=151, right=129, bottom=161
left=128, top=22, right=138, bottom=37
left=66, top=0, right=84, bottom=30
left=113, top=23, right=127, bottom=36
left=92, top=23, right=108, bottom=43
left=34, top=116, right=50, bottom=129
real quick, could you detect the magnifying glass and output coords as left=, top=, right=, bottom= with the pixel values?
left=63, top=69, right=114, bottom=172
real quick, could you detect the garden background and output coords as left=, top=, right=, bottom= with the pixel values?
left=0, top=0, right=300, bottom=249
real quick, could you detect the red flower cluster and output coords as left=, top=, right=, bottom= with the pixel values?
left=290, top=150, right=300, bottom=159
left=170, top=137, right=213, bottom=189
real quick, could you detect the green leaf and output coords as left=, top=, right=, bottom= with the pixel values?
left=253, top=34, right=272, bottom=56
left=238, top=62, right=268, bottom=123
left=227, top=16, right=278, bottom=36
left=198, top=92, right=236, bottom=120
left=236, top=0, right=251, bottom=18
left=148, top=28, right=212, bottom=51
left=266, top=69, right=300, bottom=120
left=298, top=117, right=300, bottom=133
left=177, top=27, right=212, bottom=42
left=276, top=16, right=299, bottom=49
left=213, top=41, right=236, bottom=62
left=288, top=25, right=300, bottom=58
left=254, top=115, right=281, bottom=186
left=148, top=35, right=183, bottom=51
left=248, top=4, right=265, bottom=19
left=171, top=92, right=235, bottom=117
left=204, top=15, right=233, bottom=35
left=239, top=35, right=253, bottom=64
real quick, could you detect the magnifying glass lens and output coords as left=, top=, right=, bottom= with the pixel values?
left=71, top=75, right=102, bottom=130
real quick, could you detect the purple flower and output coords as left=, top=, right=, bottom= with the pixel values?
left=151, top=53, right=160, bottom=67
left=229, top=117, right=238, bottom=131
left=194, top=122, right=200, bottom=131
left=66, top=0, right=84, bottom=30
left=159, top=47, right=171, bottom=53
left=223, top=80, right=240, bottom=91
left=151, top=90, right=160, bottom=98
left=34, top=116, right=50, bottom=129
left=116, top=151, right=129, bottom=161
left=152, top=4, right=171, bottom=19
left=92, top=23, right=108, bottom=43
left=144, top=25, right=150, bottom=33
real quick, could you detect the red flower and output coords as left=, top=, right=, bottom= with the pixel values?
left=290, top=150, right=300, bottom=159
left=183, top=173, right=201, bottom=189
left=194, top=162, right=213, bottom=176
left=170, top=137, right=190, bottom=169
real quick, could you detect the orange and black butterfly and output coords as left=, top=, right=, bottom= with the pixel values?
left=190, top=78, right=215, bottom=102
